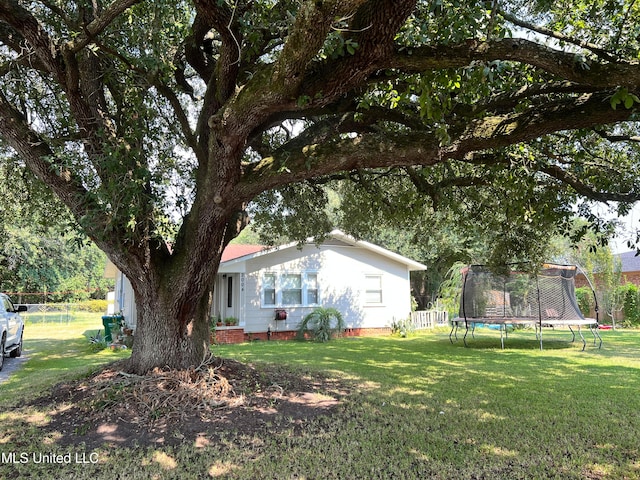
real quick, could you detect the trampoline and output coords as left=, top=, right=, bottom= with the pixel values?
left=450, top=263, right=602, bottom=350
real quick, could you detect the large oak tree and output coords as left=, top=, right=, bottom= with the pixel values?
left=1, top=0, right=640, bottom=373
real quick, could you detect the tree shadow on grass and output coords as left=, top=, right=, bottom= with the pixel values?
left=20, top=357, right=351, bottom=451
left=3, top=332, right=639, bottom=479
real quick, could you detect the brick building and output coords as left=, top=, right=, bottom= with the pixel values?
left=575, top=252, right=640, bottom=289
left=617, top=251, right=640, bottom=285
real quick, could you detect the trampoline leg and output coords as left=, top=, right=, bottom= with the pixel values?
left=539, top=325, right=543, bottom=351
left=578, top=326, right=586, bottom=351
left=590, top=326, right=602, bottom=349
left=568, top=325, right=576, bottom=343
left=463, top=324, right=470, bottom=347
left=449, top=323, right=458, bottom=344
left=500, top=325, right=505, bottom=349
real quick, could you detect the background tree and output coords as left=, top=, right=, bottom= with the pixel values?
left=1, top=1, right=640, bottom=373
left=577, top=248, right=623, bottom=328
left=0, top=226, right=113, bottom=303
left=0, top=153, right=112, bottom=302
left=551, top=222, right=623, bottom=326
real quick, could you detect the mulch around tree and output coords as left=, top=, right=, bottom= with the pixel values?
left=27, top=356, right=351, bottom=450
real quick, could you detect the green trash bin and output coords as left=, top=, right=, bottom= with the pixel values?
left=101, top=314, right=123, bottom=343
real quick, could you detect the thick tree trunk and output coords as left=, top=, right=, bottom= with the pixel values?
left=125, top=283, right=213, bottom=374
left=119, top=206, right=247, bottom=375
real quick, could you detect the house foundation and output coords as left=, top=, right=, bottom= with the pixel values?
left=212, top=326, right=393, bottom=344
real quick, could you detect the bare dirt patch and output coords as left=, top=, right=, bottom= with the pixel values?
left=28, top=356, right=350, bottom=450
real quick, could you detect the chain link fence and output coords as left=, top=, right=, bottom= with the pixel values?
left=21, top=304, right=95, bottom=324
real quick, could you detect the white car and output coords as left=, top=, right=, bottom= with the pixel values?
left=0, top=293, right=26, bottom=371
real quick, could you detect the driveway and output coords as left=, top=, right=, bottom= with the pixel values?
left=0, top=352, right=28, bottom=384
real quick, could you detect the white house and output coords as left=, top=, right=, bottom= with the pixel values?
left=105, top=230, right=427, bottom=343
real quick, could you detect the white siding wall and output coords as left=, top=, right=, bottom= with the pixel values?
left=241, top=243, right=412, bottom=333
left=115, top=272, right=137, bottom=330
left=114, top=240, right=416, bottom=335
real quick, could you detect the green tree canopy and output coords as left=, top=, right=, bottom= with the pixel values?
left=1, top=0, right=640, bottom=373
left=0, top=225, right=113, bottom=303
left=0, top=157, right=112, bottom=302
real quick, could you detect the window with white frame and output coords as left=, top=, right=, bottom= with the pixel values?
left=261, top=272, right=320, bottom=307
left=364, top=274, right=383, bottom=304
left=307, top=273, right=318, bottom=305
left=263, top=273, right=276, bottom=306
left=282, top=274, right=302, bottom=305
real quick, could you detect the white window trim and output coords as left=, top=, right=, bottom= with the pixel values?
left=262, top=272, right=277, bottom=307
left=261, top=271, right=321, bottom=308
left=364, top=273, right=384, bottom=306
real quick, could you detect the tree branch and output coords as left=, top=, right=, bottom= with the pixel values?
left=446, top=93, right=638, bottom=160
left=0, top=0, right=115, bottom=151
left=457, top=81, right=602, bottom=118
left=191, top=1, right=251, bottom=161
left=0, top=21, right=27, bottom=57
left=211, top=1, right=418, bottom=163
left=86, top=38, right=202, bottom=163
left=0, top=0, right=66, bottom=83
left=265, top=104, right=427, bottom=157
left=240, top=130, right=442, bottom=199
left=193, top=0, right=243, bottom=104
left=406, top=165, right=493, bottom=211
left=293, top=0, right=417, bottom=108
left=272, top=0, right=365, bottom=88
left=540, top=164, right=640, bottom=202
left=593, top=129, right=640, bottom=143
left=388, top=38, right=640, bottom=89
left=182, top=13, right=215, bottom=82
left=240, top=91, right=638, bottom=201
left=406, top=166, right=490, bottom=193
left=65, top=0, right=144, bottom=53
left=499, top=9, right=620, bottom=62
left=0, top=89, right=114, bottom=239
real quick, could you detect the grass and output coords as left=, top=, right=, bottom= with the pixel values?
left=1, top=312, right=130, bottom=404
left=1, top=324, right=640, bottom=479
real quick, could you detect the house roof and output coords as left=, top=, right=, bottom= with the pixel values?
left=617, top=251, right=640, bottom=273
left=104, top=244, right=267, bottom=278
left=106, top=231, right=427, bottom=277
left=220, top=230, right=427, bottom=271
left=221, top=244, right=265, bottom=262
left=327, top=230, right=427, bottom=271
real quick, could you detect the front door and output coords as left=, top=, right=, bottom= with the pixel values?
left=223, top=274, right=237, bottom=321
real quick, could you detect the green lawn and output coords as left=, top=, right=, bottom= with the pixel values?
left=1, top=312, right=130, bottom=404
left=1, top=324, right=639, bottom=479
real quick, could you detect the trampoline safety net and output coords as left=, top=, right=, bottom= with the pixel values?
left=460, top=264, right=590, bottom=322
left=453, top=263, right=602, bottom=350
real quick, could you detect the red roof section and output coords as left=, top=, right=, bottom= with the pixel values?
left=221, top=244, right=264, bottom=262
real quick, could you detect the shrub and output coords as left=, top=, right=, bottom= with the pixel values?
left=390, top=317, right=414, bottom=337
left=622, top=283, right=640, bottom=326
left=575, top=287, right=595, bottom=317
left=437, top=262, right=466, bottom=319
left=297, top=307, right=345, bottom=342
left=76, top=299, right=109, bottom=313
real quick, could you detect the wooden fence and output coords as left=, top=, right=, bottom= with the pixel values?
left=410, top=310, right=449, bottom=329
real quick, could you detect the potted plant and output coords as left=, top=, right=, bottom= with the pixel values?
left=225, top=317, right=238, bottom=327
